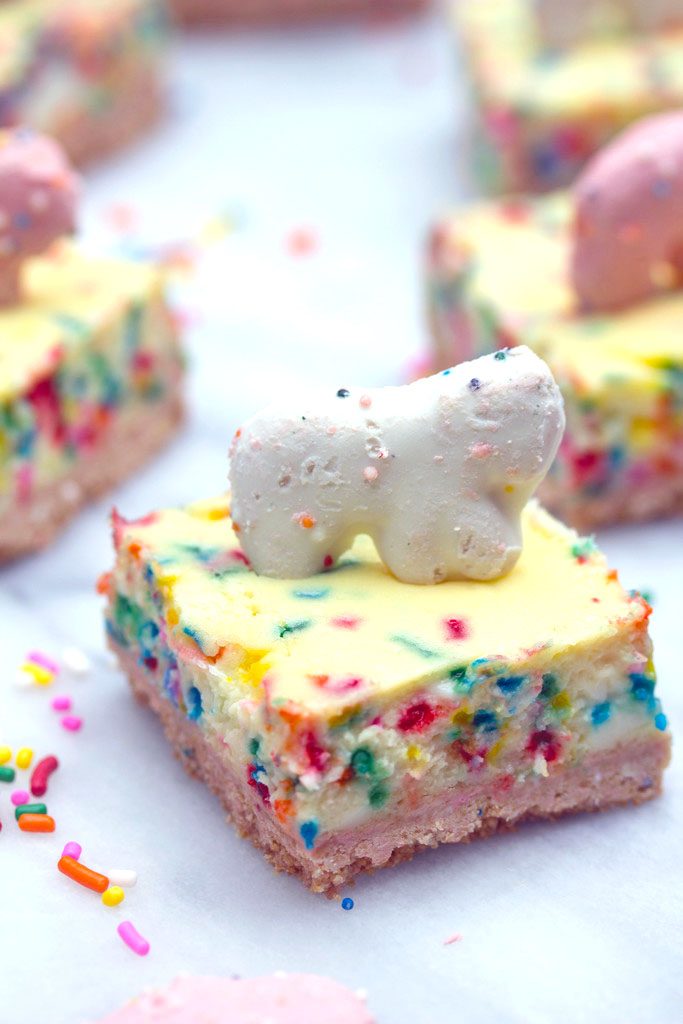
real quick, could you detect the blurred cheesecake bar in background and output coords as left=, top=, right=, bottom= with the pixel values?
left=0, top=129, right=184, bottom=561
left=427, top=112, right=683, bottom=530
left=170, top=0, right=427, bottom=25
left=452, top=0, right=683, bottom=193
left=535, top=0, right=683, bottom=50
left=0, top=0, right=168, bottom=166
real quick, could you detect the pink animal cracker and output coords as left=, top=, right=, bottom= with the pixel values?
left=229, top=345, right=565, bottom=585
left=0, top=127, right=79, bottom=307
left=571, top=111, right=683, bottom=312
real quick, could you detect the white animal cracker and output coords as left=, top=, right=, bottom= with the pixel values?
left=229, top=346, right=565, bottom=585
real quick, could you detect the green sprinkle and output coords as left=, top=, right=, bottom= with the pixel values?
left=278, top=619, right=311, bottom=638
left=0, top=766, right=16, bottom=783
left=15, top=802, right=47, bottom=820
left=390, top=635, right=439, bottom=659
left=369, top=784, right=389, bottom=808
left=248, top=737, right=260, bottom=757
left=571, top=537, right=597, bottom=560
left=540, top=673, right=559, bottom=699
left=351, top=748, right=374, bottom=775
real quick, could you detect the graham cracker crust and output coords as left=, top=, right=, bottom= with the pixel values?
left=170, top=0, right=427, bottom=25
left=48, top=65, right=165, bottom=167
left=111, top=642, right=670, bottom=894
left=0, top=392, right=183, bottom=562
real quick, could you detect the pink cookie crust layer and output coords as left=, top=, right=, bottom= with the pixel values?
left=112, top=641, right=670, bottom=894
left=98, top=974, right=375, bottom=1023
left=0, top=391, right=182, bottom=563
left=571, top=111, right=683, bottom=312
left=170, top=0, right=426, bottom=23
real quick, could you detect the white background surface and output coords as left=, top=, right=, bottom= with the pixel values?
left=2, top=9, right=682, bottom=1023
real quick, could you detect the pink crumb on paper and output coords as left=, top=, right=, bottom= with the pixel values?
left=61, top=715, right=83, bottom=732
left=443, top=933, right=463, bottom=946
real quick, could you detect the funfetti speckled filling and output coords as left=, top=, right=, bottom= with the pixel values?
left=453, top=0, right=683, bottom=193
left=105, top=496, right=670, bottom=852
left=0, top=244, right=182, bottom=519
left=0, top=0, right=168, bottom=164
left=427, top=193, right=683, bottom=529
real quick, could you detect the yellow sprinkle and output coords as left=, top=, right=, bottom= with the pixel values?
left=167, top=607, right=179, bottom=627
left=15, top=748, right=33, bottom=769
left=504, top=484, right=515, bottom=493
left=406, top=744, right=421, bottom=762
left=487, top=739, right=505, bottom=763
left=551, top=691, right=572, bottom=714
left=102, top=886, right=125, bottom=907
left=0, top=746, right=11, bottom=765
left=21, top=662, right=54, bottom=686
left=451, top=708, right=471, bottom=726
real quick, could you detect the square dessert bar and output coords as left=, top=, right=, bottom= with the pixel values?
left=0, top=0, right=167, bottom=166
left=105, top=496, right=670, bottom=893
left=0, top=244, right=183, bottom=560
left=170, top=0, right=426, bottom=24
left=427, top=194, right=683, bottom=529
left=452, top=0, right=683, bottom=193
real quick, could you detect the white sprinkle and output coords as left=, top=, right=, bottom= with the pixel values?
left=107, top=868, right=138, bottom=887
left=62, top=646, right=91, bottom=675
left=533, top=753, right=549, bottom=777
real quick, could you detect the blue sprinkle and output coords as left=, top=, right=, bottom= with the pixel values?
left=299, top=820, right=319, bottom=850
left=341, top=897, right=354, bottom=911
left=629, top=673, right=655, bottom=701
left=497, top=675, right=524, bottom=694
left=591, top=701, right=611, bottom=726
left=293, top=587, right=330, bottom=600
left=655, top=712, right=668, bottom=731
left=468, top=377, right=481, bottom=391
left=494, top=349, right=508, bottom=360
left=186, top=685, right=203, bottom=721
left=472, top=709, right=498, bottom=733
left=442, top=368, right=451, bottom=375
left=652, top=178, right=672, bottom=199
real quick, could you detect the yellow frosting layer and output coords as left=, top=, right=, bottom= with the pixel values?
left=0, top=243, right=164, bottom=401
left=453, top=0, right=683, bottom=117
left=114, top=497, right=648, bottom=719
left=443, top=193, right=683, bottom=405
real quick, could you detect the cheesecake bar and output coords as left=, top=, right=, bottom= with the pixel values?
left=453, top=0, right=683, bottom=193
left=170, top=0, right=426, bottom=24
left=0, top=244, right=183, bottom=560
left=427, top=193, right=683, bottom=529
left=0, top=0, right=167, bottom=166
left=104, top=495, right=670, bottom=892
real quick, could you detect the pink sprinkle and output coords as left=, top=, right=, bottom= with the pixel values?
left=27, top=651, right=59, bottom=674
left=16, top=464, right=33, bottom=503
left=51, top=695, right=72, bottom=712
left=443, top=933, right=463, bottom=946
left=359, top=394, right=372, bottom=409
left=286, top=226, right=318, bottom=257
left=11, top=790, right=30, bottom=806
left=331, top=616, right=361, bottom=630
left=363, top=466, right=379, bottom=483
left=61, top=715, right=83, bottom=732
left=117, top=920, right=150, bottom=956
left=469, top=441, right=494, bottom=459
left=323, top=554, right=334, bottom=569
left=444, top=618, right=469, bottom=641
left=62, top=841, right=82, bottom=860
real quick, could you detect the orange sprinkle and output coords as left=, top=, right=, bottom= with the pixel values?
left=18, top=813, right=55, bottom=833
left=58, top=856, right=109, bottom=893
left=128, top=541, right=142, bottom=558
left=299, top=514, right=316, bottom=529
left=96, top=571, right=113, bottom=595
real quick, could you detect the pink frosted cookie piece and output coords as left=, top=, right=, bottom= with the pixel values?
left=98, top=974, right=375, bottom=1023
left=571, top=111, right=683, bottom=312
left=0, top=128, right=79, bottom=305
